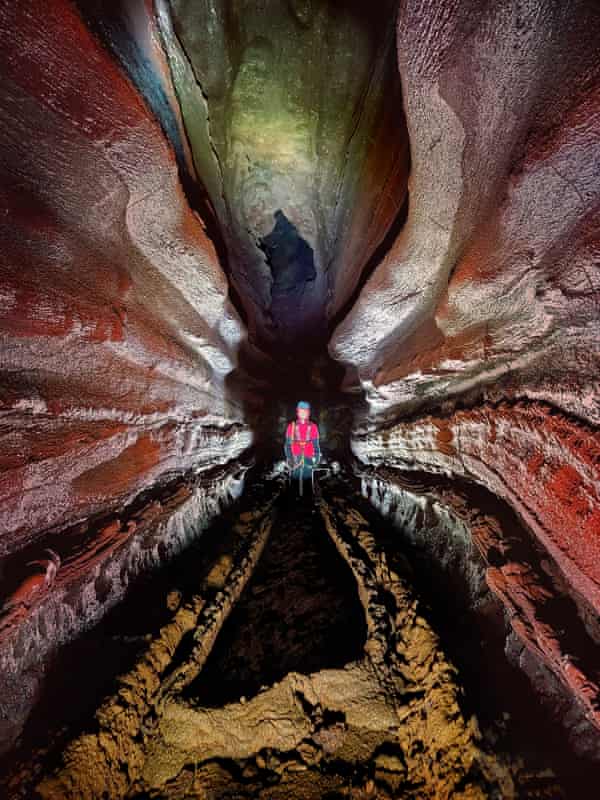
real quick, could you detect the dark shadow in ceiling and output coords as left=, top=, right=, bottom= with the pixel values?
left=259, top=209, right=317, bottom=297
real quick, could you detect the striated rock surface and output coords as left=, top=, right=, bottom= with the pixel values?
left=329, top=0, right=600, bottom=754
left=0, top=0, right=251, bottom=552
left=332, top=0, right=600, bottom=420
left=0, top=0, right=252, bottom=754
left=0, top=463, right=247, bottom=757
left=354, top=403, right=600, bottom=618
left=0, top=0, right=599, bottom=794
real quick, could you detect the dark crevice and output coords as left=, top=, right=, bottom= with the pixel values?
left=185, top=486, right=367, bottom=706
left=258, top=210, right=317, bottom=299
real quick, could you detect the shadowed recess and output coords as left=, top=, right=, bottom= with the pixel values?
left=186, top=488, right=367, bottom=706
left=260, top=210, right=317, bottom=297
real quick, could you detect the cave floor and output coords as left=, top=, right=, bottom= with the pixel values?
left=187, top=488, right=367, bottom=707
left=2, top=476, right=579, bottom=799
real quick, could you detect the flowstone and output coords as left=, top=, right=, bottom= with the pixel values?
left=34, top=479, right=560, bottom=800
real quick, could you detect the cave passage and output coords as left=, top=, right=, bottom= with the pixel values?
left=188, top=485, right=367, bottom=707
left=1, top=1, right=600, bottom=799
left=2, top=475, right=596, bottom=800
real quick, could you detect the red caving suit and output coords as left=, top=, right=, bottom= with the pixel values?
left=284, top=419, right=321, bottom=481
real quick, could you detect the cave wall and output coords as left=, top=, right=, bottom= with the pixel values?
left=158, top=0, right=410, bottom=353
left=0, top=0, right=254, bottom=751
left=355, top=403, right=600, bottom=626
left=0, top=0, right=252, bottom=552
left=336, top=0, right=600, bottom=752
left=360, top=467, right=600, bottom=761
left=332, top=0, right=600, bottom=421
left=0, top=465, right=245, bottom=756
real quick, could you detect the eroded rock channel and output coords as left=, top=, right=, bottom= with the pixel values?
left=190, top=489, right=367, bottom=707
left=0, top=474, right=585, bottom=799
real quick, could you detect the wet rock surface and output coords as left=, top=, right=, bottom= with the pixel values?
left=329, top=0, right=600, bottom=740
left=0, top=0, right=254, bottom=737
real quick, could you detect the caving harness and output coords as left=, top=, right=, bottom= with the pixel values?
left=289, top=420, right=312, bottom=468
left=288, top=419, right=318, bottom=497
left=290, top=420, right=307, bottom=497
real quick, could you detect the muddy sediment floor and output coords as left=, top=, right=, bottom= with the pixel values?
left=0, top=475, right=592, bottom=798
left=190, top=489, right=366, bottom=707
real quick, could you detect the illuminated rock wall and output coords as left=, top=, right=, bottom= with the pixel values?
left=0, top=0, right=599, bottom=772
left=336, top=0, right=600, bottom=750
left=159, top=0, right=410, bottom=352
left=0, top=0, right=252, bottom=751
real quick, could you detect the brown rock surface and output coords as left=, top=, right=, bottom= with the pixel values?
left=37, top=483, right=549, bottom=800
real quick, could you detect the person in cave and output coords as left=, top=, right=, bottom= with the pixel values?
left=284, top=401, right=321, bottom=495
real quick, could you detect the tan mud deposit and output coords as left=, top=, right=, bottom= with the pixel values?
left=35, top=482, right=561, bottom=800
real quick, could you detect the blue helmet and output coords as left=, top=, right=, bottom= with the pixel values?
left=296, top=400, right=311, bottom=410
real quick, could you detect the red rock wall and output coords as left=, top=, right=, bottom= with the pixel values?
left=0, top=1, right=255, bottom=750
left=355, top=402, right=600, bottom=612
left=330, top=0, right=600, bottom=742
left=0, top=0, right=251, bottom=557
left=331, top=0, right=600, bottom=427
left=354, top=402, right=600, bottom=745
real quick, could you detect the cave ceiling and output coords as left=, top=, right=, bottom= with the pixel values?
left=159, top=0, right=409, bottom=356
